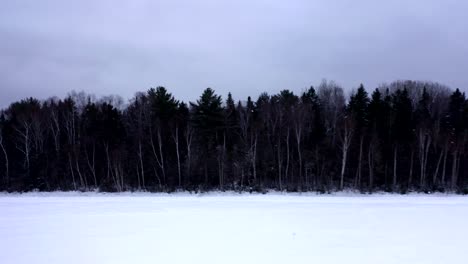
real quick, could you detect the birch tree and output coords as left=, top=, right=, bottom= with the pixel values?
left=0, top=118, right=9, bottom=187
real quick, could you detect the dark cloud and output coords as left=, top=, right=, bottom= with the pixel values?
left=1, top=0, right=467, bottom=107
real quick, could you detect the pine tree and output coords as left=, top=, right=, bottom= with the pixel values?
left=415, top=87, right=432, bottom=187
left=347, top=84, right=369, bottom=188
left=391, top=88, right=414, bottom=190
left=367, top=88, right=384, bottom=190
left=147, top=87, right=179, bottom=122
left=348, top=84, right=370, bottom=132
left=446, top=89, right=467, bottom=189
left=147, top=87, right=179, bottom=187
left=191, top=88, right=224, bottom=186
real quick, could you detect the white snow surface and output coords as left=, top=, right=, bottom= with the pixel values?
left=1, top=192, right=467, bottom=264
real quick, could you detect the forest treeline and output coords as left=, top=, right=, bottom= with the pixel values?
left=0, top=80, right=467, bottom=193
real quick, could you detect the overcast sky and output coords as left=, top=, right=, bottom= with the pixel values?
left=1, top=0, right=467, bottom=107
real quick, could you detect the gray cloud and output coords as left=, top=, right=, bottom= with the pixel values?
left=1, top=0, right=467, bottom=107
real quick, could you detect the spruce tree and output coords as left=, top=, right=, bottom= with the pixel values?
left=191, top=88, right=224, bottom=186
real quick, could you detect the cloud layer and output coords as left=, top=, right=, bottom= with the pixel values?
left=1, top=0, right=467, bottom=106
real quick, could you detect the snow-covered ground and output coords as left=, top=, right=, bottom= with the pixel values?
left=0, top=193, right=467, bottom=264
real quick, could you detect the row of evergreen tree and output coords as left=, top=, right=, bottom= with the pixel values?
left=0, top=80, right=467, bottom=193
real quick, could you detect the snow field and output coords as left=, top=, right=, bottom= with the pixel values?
left=0, top=193, right=467, bottom=264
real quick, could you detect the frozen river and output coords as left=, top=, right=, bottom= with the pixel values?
left=0, top=193, right=466, bottom=264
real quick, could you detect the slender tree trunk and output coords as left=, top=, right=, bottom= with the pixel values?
left=285, top=129, right=290, bottom=186
left=173, top=127, right=181, bottom=187
left=315, top=148, right=320, bottom=190
left=393, top=145, right=398, bottom=190
left=86, top=144, right=97, bottom=188
left=50, top=110, right=60, bottom=153
left=152, top=166, right=162, bottom=189
left=108, top=151, right=123, bottom=192
left=340, top=146, right=348, bottom=190
left=105, top=144, right=111, bottom=184
left=295, top=125, right=302, bottom=187
left=68, top=153, right=77, bottom=190
left=384, top=162, right=388, bottom=190
left=15, top=122, right=31, bottom=176
left=418, top=132, right=431, bottom=188
left=184, top=126, right=193, bottom=182
left=277, top=137, right=282, bottom=190
left=451, top=150, right=458, bottom=190
left=157, top=128, right=166, bottom=184
left=240, top=168, right=244, bottom=188
left=223, top=133, right=226, bottom=188
left=138, top=141, right=145, bottom=189
left=150, top=130, right=165, bottom=186
left=433, top=149, right=443, bottom=186
left=340, top=125, right=352, bottom=190
left=204, top=161, right=208, bottom=186
left=114, top=161, right=124, bottom=192
left=418, top=131, right=424, bottom=187
left=136, top=165, right=141, bottom=189
left=409, top=149, right=414, bottom=189
left=0, top=135, right=9, bottom=187
left=218, top=132, right=226, bottom=190
left=423, top=137, right=431, bottom=187
left=441, top=145, right=448, bottom=186
left=356, top=136, right=364, bottom=188
left=75, top=153, right=86, bottom=189
left=368, top=145, right=374, bottom=192
left=252, top=133, right=257, bottom=181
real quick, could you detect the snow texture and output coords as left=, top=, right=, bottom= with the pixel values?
left=0, top=193, right=466, bottom=264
